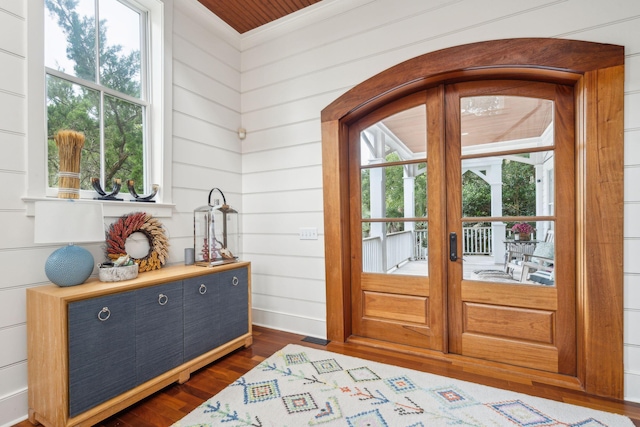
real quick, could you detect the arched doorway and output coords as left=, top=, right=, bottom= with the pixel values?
left=321, top=38, right=624, bottom=398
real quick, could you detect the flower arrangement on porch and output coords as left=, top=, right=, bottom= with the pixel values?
left=511, top=222, right=535, bottom=241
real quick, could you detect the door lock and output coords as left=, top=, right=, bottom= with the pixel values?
left=449, top=232, right=458, bottom=261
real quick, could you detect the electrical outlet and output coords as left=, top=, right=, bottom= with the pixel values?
left=299, top=227, right=318, bottom=240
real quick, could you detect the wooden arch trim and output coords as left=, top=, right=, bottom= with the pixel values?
left=320, top=38, right=624, bottom=399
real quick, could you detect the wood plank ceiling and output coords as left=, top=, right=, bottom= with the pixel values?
left=197, top=0, right=322, bottom=34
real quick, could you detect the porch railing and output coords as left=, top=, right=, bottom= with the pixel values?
left=463, top=226, right=492, bottom=255
left=362, top=236, right=383, bottom=273
left=363, top=226, right=493, bottom=273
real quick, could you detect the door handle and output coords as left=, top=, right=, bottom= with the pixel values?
left=449, top=232, right=458, bottom=261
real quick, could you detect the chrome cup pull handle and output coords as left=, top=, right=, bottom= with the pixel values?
left=98, top=307, right=111, bottom=322
left=158, top=293, right=168, bottom=305
left=199, top=284, right=207, bottom=294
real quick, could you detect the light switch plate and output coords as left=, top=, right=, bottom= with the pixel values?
left=299, top=227, right=318, bottom=240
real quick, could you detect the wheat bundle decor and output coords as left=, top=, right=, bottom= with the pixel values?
left=55, top=130, right=85, bottom=199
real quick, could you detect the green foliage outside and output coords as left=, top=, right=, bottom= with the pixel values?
left=361, top=152, right=428, bottom=237
left=501, top=160, right=536, bottom=218
left=45, top=0, right=144, bottom=193
left=462, top=159, right=536, bottom=229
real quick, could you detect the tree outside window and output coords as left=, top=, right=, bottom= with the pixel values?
left=45, top=0, right=146, bottom=195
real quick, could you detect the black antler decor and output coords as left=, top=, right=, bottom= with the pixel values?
left=91, top=178, right=122, bottom=201
left=127, top=180, right=159, bottom=202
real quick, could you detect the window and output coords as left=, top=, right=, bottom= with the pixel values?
left=27, top=0, right=172, bottom=206
left=45, top=0, right=146, bottom=197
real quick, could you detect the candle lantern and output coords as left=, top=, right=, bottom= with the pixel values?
left=194, top=188, right=239, bottom=266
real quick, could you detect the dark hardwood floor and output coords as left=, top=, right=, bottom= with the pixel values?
left=16, top=325, right=640, bottom=426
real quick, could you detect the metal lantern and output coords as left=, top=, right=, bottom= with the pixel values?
left=194, top=188, right=239, bottom=266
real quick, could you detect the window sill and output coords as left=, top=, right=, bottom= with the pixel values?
left=24, top=197, right=175, bottom=218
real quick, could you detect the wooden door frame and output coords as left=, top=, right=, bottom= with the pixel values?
left=320, top=38, right=624, bottom=399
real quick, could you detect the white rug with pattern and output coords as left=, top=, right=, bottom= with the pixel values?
left=173, top=344, right=633, bottom=426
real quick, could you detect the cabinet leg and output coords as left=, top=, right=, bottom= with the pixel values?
left=178, top=370, right=191, bottom=384
left=244, top=335, right=253, bottom=347
left=28, top=408, right=41, bottom=425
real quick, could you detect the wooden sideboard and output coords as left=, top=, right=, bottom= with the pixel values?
left=27, top=262, right=252, bottom=427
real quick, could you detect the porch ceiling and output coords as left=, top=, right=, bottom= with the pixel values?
left=382, top=96, right=553, bottom=155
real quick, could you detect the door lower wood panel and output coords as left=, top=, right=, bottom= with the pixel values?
left=464, top=302, right=554, bottom=344
left=363, top=291, right=428, bottom=324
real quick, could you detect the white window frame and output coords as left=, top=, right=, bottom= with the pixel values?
left=26, top=0, right=173, bottom=217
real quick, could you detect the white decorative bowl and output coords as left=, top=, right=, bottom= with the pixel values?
left=98, top=264, right=139, bottom=282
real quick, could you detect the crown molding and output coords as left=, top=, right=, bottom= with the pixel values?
left=240, top=0, right=374, bottom=50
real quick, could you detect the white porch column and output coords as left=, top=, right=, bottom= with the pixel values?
left=367, top=130, right=386, bottom=272
left=488, top=163, right=506, bottom=264
left=404, top=173, right=416, bottom=260
left=534, top=163, right=545, bottom=238
left=403, top=174, right=415, bottom=231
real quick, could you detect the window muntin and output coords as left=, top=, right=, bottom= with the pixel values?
left=44, top=0, right=148, bottom=196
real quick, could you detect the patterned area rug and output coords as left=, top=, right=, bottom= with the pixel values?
left=173, top=344, right=633, bottom=427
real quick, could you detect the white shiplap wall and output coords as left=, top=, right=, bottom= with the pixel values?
left=2, top=0, right=640, bottom=425
left=170, top=0, right=243, bottom=255
left=238, top=0, right=640, bottom=403
left=0, top=0, right=242, bottom=425
left=0, top=0, right=30, bottom=424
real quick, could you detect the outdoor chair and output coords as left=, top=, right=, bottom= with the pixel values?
left=506, top=230, right=554, bottom=282
left=519, top=246, right=554, bottom=283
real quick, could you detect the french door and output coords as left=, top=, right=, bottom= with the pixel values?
left=350, top=80, right=576, bottom=374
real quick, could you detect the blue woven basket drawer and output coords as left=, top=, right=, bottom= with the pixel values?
left=136, top=281, right=184, bottom=384
left=183, top=273, right=223, bottom=361
left=217, top=267, right=249, bottom=345
left=68, top=291, right=137, bottom=417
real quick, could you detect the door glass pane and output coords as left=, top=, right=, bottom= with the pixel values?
left=362, top=163, right=427, bottom=219
left=359, top=104, right=427, bottom=276
left=362, top=221, right=427, bottom=275
left=464, top=220, right=555, bottom=286
left=461, top=152, right=554, bottom=218
left=504, top=220, right=555, bottom=285
left=460, top=95, right=555, bottom=287
left=360, top=105, right=426, bottom=166
left=461, top=96, right=554, bottom=155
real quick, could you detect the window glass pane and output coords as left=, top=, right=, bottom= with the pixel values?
left=362, top=163, right=427, bottom=219
left=99, top=0, right=142, bottom=97
left=461, top=96, right=553, bottom=155
left=461, top=152, right=554, bottom=218
left=45, top=1, right=97, bottom=82
left=47, top=75, right=100, bottom=190
left=104, top=94, right=144, bottom=192
left=362, top=221, right=427, bottom=276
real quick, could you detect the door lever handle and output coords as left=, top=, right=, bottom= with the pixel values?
left=449, top=232, right=458, bottom=261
